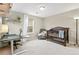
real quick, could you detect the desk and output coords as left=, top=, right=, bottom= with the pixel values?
left=0, top=34, right=19, bottom=54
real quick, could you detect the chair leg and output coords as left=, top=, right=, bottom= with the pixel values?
left=14, top=41, right=18, bottom=49
left=15, top=45, right=18, bottom=49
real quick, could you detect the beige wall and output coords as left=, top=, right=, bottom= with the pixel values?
left=27, top=15, right=44, bottom=38
left=44, top=9, right=79, bottom=44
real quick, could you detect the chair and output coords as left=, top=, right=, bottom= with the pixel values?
left=38, top=28, right=47, bottom=39
left=13, top=29, right=22, bottom=49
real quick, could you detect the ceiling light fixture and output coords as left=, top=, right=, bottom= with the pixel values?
left=40, top=6, right=45, bottom=11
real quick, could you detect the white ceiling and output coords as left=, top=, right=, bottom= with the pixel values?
left=11, top=3, right=79, bottom=18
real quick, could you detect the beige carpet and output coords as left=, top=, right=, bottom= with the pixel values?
left=14, top=39, right=79, bottom=55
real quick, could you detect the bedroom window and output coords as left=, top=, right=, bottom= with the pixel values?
left=27, top=18, right=34, bottom=33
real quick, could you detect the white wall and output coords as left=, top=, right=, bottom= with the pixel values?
left=4, top=11, right=24, bottom=35
left=44, top=12, right=78, bottom=44
left=22, top=15, right=28, bottom=37
left=34, top=17, right=44, bottom=34
left=0, top=17, right=2, bottom=24
left=7, top=21, right=22, bottom=34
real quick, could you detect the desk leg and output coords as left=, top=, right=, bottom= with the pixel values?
left=11, top=40, right=14, bottom=55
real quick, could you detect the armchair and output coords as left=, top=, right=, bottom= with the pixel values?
left=38, top=28, right=47, bottom=39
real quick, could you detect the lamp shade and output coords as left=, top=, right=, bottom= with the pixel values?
left=0, top=24, right=8, bottom=33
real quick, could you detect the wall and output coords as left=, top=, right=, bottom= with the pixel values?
left=27, top=15, right=44, bottom=38
left=3, top=11, right=24, bottom=35
left=44, top=9, right=79, bottom=44
left=0, top=17, right=2, bottom=24
left=7, top=22, right=22, bottom=34
left=22, top=15, right=28, bottom=37
left=4, top=11, right=44, bottom=39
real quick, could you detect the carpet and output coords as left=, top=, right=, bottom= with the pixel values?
left=14, top=40, right=79, bottom=55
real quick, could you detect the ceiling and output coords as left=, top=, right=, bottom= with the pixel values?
left=11, top=3, right=79, bottom=18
